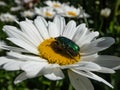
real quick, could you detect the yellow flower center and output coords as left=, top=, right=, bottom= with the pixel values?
left=53, top=4, right=60, bottom=8
left=67, top=11, right=77, bottom=17
left=38, top=38, right=80, bottom=65
left=45, top=11, right=52, bottom=17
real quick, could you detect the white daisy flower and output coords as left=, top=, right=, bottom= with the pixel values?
left=23, top=0, right=33, bottom=3
left=10, top=6, right=22, bottom=12
left=0, top=13, right=18, bottom=22
left=34, top=7, right=56, bottom=18
left=0, top=1, right=6, bottom=6
left=58, top=5, right=80, bottom=18
left=44, top=0, right=69, bottom=14
left=57, top=5, right=89, bottom=18
left=14, top=0, right=22, bottom=5
left=44, top=0, right=62, bottom=9
left=21, top=10, right=35, bottom=18
left=0, top=16, right=120, bottom=90
left=100, top=8, right=111, bottom=17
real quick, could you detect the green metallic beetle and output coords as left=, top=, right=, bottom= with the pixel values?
left=55, top=36, right=80, bottom=57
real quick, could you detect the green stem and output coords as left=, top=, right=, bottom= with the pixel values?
left=49, top=81, right=56, bottom=90
left=109, top=0, right=120, bottom=32
left=81, top=8, right=89, bottom=27
left=98, top=17, right=104, bottom=32
left=113, top=0, right=120, bottom=23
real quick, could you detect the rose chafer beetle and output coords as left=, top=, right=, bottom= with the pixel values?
left=55, top=36, right=80, bottom=57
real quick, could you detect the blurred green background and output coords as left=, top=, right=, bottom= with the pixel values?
left=0, top=0, right=120, bottom=90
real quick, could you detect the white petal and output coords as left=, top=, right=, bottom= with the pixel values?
left=0, top=40, right=6, bottom=50
left=72, top=23, right=87, bottom=42
left=19, top=20, right=41, bottom=46
left=44, top=1, right=53, bottom=6
left=81, top=54, right=98, bottom=61
left=3, top=25, right=37, bottom=47
left=43, top=66, right=64, bottom=80
left=71, top=69, right=113, bottom=88
left=74, top=61, right=101, bottom=71
left=3, top=25, right=21, bottom=38
left=14, top=72, right=28, bottom=84
left=1, top=45, right=29, bottom=53
left=7, top=38, right=38, bottom=54
left=68, top=70, right=94, bottom=90
left=94, top=55, right=120, bottom=69
left=7, top=51, right=47, bottom=62
left=61, top=60, right=101, bottom=71
left=26, top=19, right=43, bottom=42
left=113, top=65, right=120, bottom=70
left=60, top=64, right=80, bottom=69
left=34, top=16, right=50, bottom=39
left=0, top=57, right=14, bottom=66
left=77, top=31, right=99, bottom=47
left=97, top=67, right=115, bottom=73
left=80, top=37, right=115, bottom=55
left=48, top=21, right=60, bottom=37
left=3, top=61, right=23, bottom=71
left=62, top=20, right=76, bottom=39
left=20, top=61, right=48, bottom=78
left=53, top=15, right=66, bottom=35
left=36, top=16, right=48, bottom=26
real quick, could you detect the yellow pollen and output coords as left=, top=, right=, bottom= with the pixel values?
left=53, top=4, right=60, bottom=8
left=38, top=38, right=80, bottom=65
left=67, top=11, right=77, bottom=17
left=45, top=11, right=52, bottom=17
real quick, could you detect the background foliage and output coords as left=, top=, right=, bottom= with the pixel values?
left=0, top=0, right=120, bottom=90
